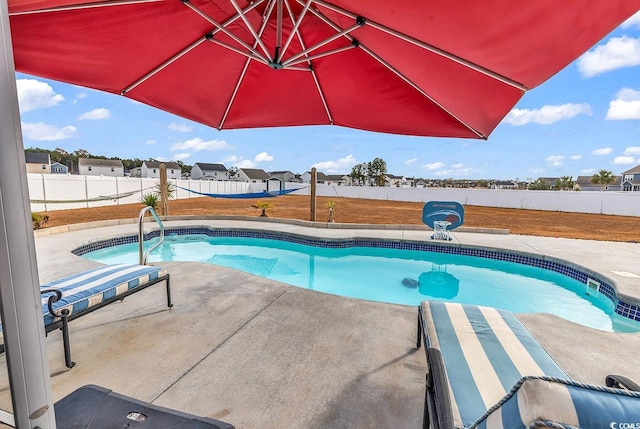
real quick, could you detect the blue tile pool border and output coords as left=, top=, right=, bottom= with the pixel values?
left=72, top=227, right=640, bottom=323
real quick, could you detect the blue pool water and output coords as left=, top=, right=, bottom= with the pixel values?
left=82, top=234, right=639, bottom=332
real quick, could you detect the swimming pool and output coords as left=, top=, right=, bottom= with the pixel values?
left=78, top=230, right=640, bottom=333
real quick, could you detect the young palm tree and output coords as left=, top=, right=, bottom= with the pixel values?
left=590, top=170, right=616, bottom=192
left=325, top=200, right=337, bottom=223
left=252, top=201, right=273, bottom=217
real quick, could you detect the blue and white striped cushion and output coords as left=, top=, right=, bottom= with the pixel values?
left=40, top=264, right=166, bottom=326
left=473, top=376, right=640, bottom=429
left=420, top=301, right=568, bottom=429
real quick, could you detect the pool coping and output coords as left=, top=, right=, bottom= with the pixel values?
left=54, top=217, right=640, bottom=327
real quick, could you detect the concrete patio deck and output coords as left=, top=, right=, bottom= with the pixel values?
left=1, top=218, right=639, bottom=428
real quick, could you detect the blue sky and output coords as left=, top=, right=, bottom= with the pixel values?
left=15, top=12, right=640, bottom=180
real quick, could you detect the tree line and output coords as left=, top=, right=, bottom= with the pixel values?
left=528, top=169, right=617, bottom=191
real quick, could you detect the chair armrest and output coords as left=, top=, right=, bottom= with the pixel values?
left=606, top=375, right=640, bottom=392
left=426, top=347, right=455, bottom=429
left=40, top=288, right=69, bottom=318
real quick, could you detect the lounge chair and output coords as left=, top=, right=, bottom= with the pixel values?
left=0, top=263, right=171, bottom=369
left=416, top=301, right=640, bottom=429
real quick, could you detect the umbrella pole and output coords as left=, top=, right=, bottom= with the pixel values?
left=310, top=167, right=317, bottom=221
left=0, top=2, right=56, bottom=427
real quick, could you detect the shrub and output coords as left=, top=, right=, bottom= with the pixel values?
left=140, top=192, right=159, bottom=211
left=32, top=212, right=49, bottom=230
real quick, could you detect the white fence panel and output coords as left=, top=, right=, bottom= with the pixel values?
left=28, top=176, right=640, bottom=216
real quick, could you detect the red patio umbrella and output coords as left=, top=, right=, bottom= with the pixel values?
left=7, top=1, right=640, bottom=138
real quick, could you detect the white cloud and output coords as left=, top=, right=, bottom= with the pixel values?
left=577, top=36, right=640, bottom=77
left=451, top=163, right=464, bottom=169
left=312, top=154, right=357, bottom=173
left=622, top=11, right=640, bottom=29
left=254, top=152, right=274, bottom=163
left=222, top=155, right=242, bottom=163
left=236, top=159, right=256, bottom=168
left=581, top=168, right=596, bottom=174
left=504, top=103, right=591, bottom=125
left=170, top=137, right=229, bottom=152
left=16, top=79, right=64, bottom=113
left=624, top=147, right=640, bottom=156
left=73, top=92, right=88, bottom=104
left=173, top=152, right=191, bottom=160
left=569, top=155, right=582, bottom=160
left=605, top=88, right=640, bottom=120
left=145, top=140, right=157, bottom=145
left=592, top=147, right=612, bottom=156
left=405, top=158, right=418, bottom=165
left=21, top=122, right=77, bottom=141
left=528, top=168, right=545, bottom=174
left=613, top=156, right=636, bottom=165
left=169, top=122, right=192, bottom=132
left=545, top=155, right=564, bottom=167
left=423, top=161, right=445, bottom=170
left=77, top=108, right=110, bottom=120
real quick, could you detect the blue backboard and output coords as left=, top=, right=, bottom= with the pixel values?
left=422, top=201, right=464, bottom=230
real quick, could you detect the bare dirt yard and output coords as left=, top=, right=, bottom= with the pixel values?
left=36, top=195, right=640, bottom=242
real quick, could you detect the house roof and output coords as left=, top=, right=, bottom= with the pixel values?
left=269, top=170, right=293, bottom=175
left=24, top=151, right=50, bottom=164
left=622, top=164, right=640, bottom=175
left=325, top=174, right=348, bottom=181
left=78, top=158, right=124, bottom=167
left=143, top=161, right=181, bottom=170
left=194, top=162, right=228, bottom=172
left=386, top=174, right=404, bottom=180
left=576, top=175, right=622, bottom=186
left=50, top=162, right=67, bottom=168
left=239, top=168, right=270, bottom=180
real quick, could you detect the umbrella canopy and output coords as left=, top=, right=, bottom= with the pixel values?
left=8, top=1, right=640, bottom=138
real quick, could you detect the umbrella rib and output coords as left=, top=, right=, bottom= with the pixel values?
left=228, top=0, right=272, bottom=61
left=183, top=0, right=269, bottom=64
left=284, top=44, right=355, bottom=67
left=8, top=0, right=159, bottom=16
left=281, top=20, right=363, bottom=67
left=279, top=0, right=313, bottom=62
left=305, top=4, right=485, bottom=138
left=121, top=0, right=267, bottom=95
left=312, top=0, right=527, bottom=92
left=219, top=0, right=277, bottom=129
left=359, top=44, right=486, bottom=139
left=122, top=38, right=207, bottom=95
left=283, top=0, right=333, bottom=124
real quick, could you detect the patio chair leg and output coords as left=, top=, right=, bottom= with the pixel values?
left=423, top=372, right=431, bottom=429
left=416, top=309, right=422, bottom=349
left=60, top=311, right=75, bottom=369
left=165, top=275, right=173, bottom=308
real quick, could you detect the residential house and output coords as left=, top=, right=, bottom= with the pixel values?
left=237, top=168, right=270, bottom=183
left=536, top=177, right=559, bottom=188
left=129, top=167, right=142, bottom=178
left=269, top=170, right=296, bottom=182
left=324, top=174, right=351, bottom=186
left=191, top=163, right=229, bottom=180
left=24, top=151, right=51, bottom=174
left=621, top=164, right=640, bottom=191
left=301, top=171, right=329, bottom=183
left=576, top=175, right=622, bottom=192
left=141, top=161, right=181, bottom=180
left=385, top=174, right=408, bottom=187
left=492, top=180, right=518, bottom=190
left=77, top=158, right=124, bottom=176
left=50, top=162, right=68, bottom=174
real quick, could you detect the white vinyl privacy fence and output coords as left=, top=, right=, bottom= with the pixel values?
left=28, top=174, right=640, bottom=216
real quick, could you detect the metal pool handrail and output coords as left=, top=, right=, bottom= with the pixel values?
left=138, top=206, right=164, bottom=265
